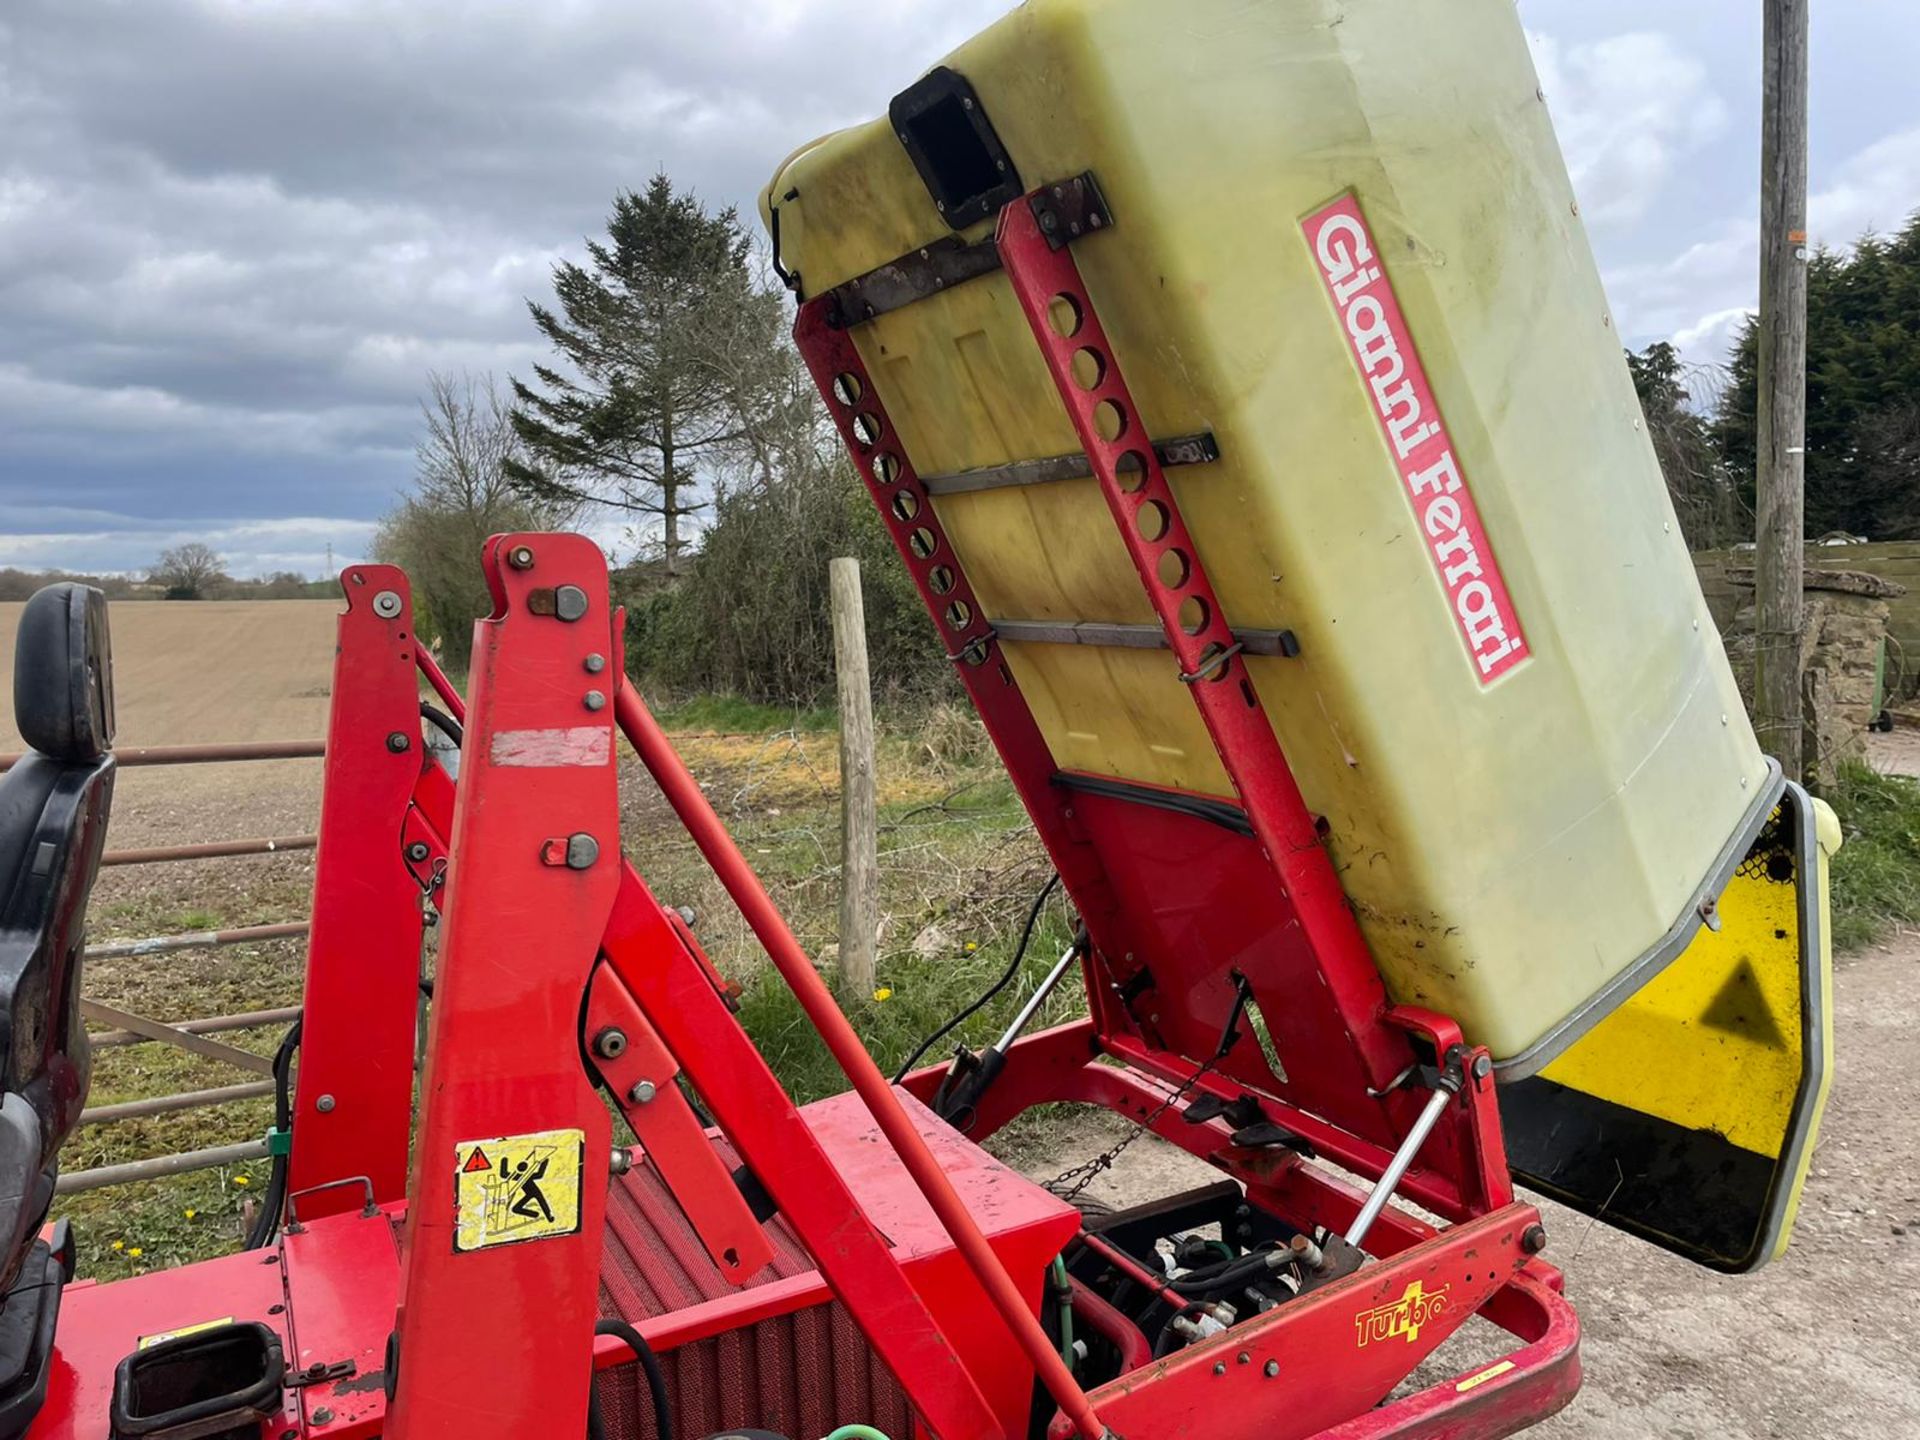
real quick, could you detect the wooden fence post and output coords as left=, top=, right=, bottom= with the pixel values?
left=830, top=557, right=879, bottom=994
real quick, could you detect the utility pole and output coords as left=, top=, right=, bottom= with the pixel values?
left=1754, top=0, right=1810, bottom=781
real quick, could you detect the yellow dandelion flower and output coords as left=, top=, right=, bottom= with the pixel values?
left=964, top=941, right=978, bottom=953
left=127, top=1247, right=143, bottom=1258
left=872, top=987, right=893, bottom=1002
left=232, top=1175, right=251, bottom=1187
left=184, top=1209, right=198, bottom=1220
left=111, top=1240, right=124, bottom=1251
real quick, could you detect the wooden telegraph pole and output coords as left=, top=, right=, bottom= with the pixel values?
left=830, top=557, right=879, bottom=994
left=1754, top=0, right=1810, bottom=781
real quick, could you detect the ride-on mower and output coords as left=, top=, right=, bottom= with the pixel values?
left=0, top=2, right=1834, bottom=1438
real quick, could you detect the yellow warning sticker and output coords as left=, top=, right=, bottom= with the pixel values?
left=138, top=1317, right=235, bottom=1350
left=453, top=1128, right=585, bottom=1253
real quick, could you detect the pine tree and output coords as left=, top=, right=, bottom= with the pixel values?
left=506, top=176, right=781, bottom=573
left=1716, top=211, right=1920, bottom=538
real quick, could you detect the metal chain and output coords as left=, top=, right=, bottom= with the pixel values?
left=1044, top=1055, right=1220, bottom=1203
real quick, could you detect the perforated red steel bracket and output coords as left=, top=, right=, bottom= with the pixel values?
left=793, top=300, right=1130, bottom=966
left=995, top=196, right=1406, bottom=1094
left=288, top=564, right=430, bottom=1217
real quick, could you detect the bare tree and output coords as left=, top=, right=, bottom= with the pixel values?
left=150, top=542, right=227, bottom=599
left=374, top=371, right=577, bottom=666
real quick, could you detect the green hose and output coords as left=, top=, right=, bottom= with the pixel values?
left=824, top=1428, right=893, bottom=1440
left=1049, top=1255, right=1075, bottom=1363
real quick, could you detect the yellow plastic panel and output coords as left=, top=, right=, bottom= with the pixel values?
left=1501, top=787, right=1837, bottom=1271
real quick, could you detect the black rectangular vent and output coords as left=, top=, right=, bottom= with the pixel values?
left=889, top=66, right=1022, bottom=231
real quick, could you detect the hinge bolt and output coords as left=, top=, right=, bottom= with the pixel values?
left=627, top=1080, right=657, bottom=1105
left=593, top=1028, right=628, bottom=1060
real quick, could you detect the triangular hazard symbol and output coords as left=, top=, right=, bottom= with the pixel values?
left=462, top=1147, right=492, bottom=1174
left=1700, top=959, right=1788, bottom=1048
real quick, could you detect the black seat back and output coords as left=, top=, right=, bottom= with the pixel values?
left=0, top=584, right=115, bottom=1293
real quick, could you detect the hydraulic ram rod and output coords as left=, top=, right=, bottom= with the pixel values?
left=1346, top=1061, right=1465, bottom=1250
left=613, top=678, right=1108, bottom=1440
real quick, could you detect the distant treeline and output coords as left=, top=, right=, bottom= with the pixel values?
left=0, top=568, right=335, bottom=602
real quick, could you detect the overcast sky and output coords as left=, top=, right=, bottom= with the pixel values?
left=2, top=1, right=1917, bottom=578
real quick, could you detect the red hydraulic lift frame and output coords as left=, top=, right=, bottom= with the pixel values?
left=381, top=537, right=1096, bottom=1440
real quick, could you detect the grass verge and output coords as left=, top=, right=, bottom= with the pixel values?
left=1827, top=759, right=1920, bottom=950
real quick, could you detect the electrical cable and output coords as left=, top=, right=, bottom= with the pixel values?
left=890, top=871, right=1060, bottom=1084
left=244, top=1016, right=303, bottom=1251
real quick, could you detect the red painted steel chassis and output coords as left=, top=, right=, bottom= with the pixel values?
left=26, top=190, right=1582, bottom=1440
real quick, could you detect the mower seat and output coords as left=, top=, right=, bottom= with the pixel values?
left=0, top=583, right=115, bottom=1437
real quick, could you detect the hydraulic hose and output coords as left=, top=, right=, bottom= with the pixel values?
left=1050, top=1256, right=1075, bottom=1363
left=244, top=1016, right=303, bottom=1251
left=588, top=1317, right=672, bottom=1440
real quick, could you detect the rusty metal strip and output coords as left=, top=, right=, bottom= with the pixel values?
left=921, top=433, right=1219, bottom=496
left=992, top=619, right=1298, bottom=658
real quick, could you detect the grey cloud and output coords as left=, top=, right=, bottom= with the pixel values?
left=2, top=0, right=1916, bottom=575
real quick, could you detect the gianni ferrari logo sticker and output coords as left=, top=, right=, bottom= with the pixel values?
left=1354, top=1280, right=1451, bottom=1347
left=1304, top=194, right=1529, bottom=685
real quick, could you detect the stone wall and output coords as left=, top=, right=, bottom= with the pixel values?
left=1717, top=568, right=1904, bottom=785
left=1697, top=541, right=1920, bottom=696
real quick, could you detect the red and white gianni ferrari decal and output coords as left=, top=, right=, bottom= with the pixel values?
left=1304, top=194, right=1529, bottom=684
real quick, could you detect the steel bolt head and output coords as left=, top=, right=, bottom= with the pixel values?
left=316, top=1094, right=336, bottom=1113
left=1522, top=1223, right=1548, bottom=1255
left=507, top=545, right=535, bottom=570
left=386, top=731, right=411, bottom=753
left=628, top=1079, right=657, bottom=1105
left=1212, top=1361, right=1226, bottom=1376
left=1473, top=1053, right=1493, bottom=1080
left=312, top=1407, right=334, bottom=1426
left=1263, top=1359, right=1280, bottom=1378
left=584, top=653, right=606, bottom=674
left=584, top=689, right=607, bottom=712
left=554, top=584, right=589, bottom=621
left=405, top=841, right=430, bottom=863
left=372, top=589, right=403, bottom=618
